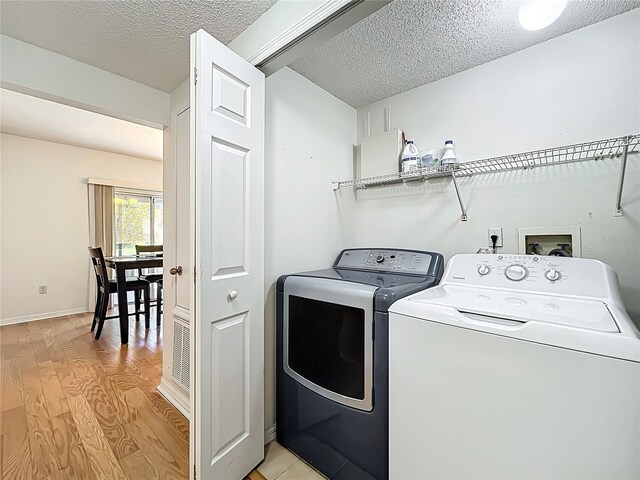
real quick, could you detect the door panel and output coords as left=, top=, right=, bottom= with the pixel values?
left=212, top=66, right=249, bottom=125
left=191, top=28, right=265, bottom=480
left=210, top=140, right=248, bottom=277
left=210, top=313, right=249, bottom=459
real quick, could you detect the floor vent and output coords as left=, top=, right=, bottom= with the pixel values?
left=172, top=321, right=190, bottom=390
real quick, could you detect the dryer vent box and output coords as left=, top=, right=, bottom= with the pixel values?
left=358, top=129, right=403, bottom=178
left=518, top=226, right=582, bottom=257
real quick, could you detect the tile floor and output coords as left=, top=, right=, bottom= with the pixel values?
left=257, top=441, right=327, bottom=480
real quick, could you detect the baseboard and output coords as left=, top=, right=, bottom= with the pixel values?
left=0, top=307, right=89, bottom=327
left=157, top=377, right=190, bottom=419
left=265, top=424, right=276, bottom=444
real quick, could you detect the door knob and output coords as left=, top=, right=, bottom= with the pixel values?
left=228, top=290, right=238, bottom=300
left=169, top=266, right=183, bottom=276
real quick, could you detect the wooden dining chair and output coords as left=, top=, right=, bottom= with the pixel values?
left=135, top=244, right=163, bottom=327
left=88, top=246, right=151, bottom=339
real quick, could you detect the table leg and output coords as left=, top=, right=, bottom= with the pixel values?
left=116, top=265, right=129, bottom=344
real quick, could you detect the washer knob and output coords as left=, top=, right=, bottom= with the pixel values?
left=375, top=255, right=384, bottom=263
left=546, top=268, right=561, bottom=282
left=505, top=264, right=528, bottom=281
left=478, top=264, right=490, bottom=276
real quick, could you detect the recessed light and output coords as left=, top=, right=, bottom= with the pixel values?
left=519, top=0, right=567, bottom=31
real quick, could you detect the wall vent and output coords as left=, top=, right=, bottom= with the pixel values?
left=172, top=321, right=190, bottom=390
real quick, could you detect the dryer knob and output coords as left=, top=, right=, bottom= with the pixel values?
left=375, top=255, right=385, bottom=263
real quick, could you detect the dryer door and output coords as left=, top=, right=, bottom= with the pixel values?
left=284, top=276, right=376, bottom=411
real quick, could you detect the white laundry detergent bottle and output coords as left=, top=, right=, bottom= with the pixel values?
left=440, top=140, right=459, bottom=169
left=401, top=141, right=421, bottom=173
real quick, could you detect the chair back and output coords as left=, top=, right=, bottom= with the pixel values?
left=88, top=246, right=110, bottom=291
left=135, top=245, right=163, bottom=276
left=135, top=245, right=163, bottom=254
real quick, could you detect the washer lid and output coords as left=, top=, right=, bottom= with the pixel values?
left=403, top=285, right=619, bottom=333
left=390, top=285, right=640, bottom=362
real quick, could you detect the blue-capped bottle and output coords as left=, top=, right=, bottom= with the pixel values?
left=440, top=140, right=459, bottom=169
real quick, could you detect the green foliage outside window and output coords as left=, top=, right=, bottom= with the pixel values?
left=114, top=195, right=154, bottom=255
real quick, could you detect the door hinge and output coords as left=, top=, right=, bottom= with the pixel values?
left=194, top=66, right=198, bottom=85
left=193, top=464, right=196, bottom=479
left=194, top=266, right=197, bottom=283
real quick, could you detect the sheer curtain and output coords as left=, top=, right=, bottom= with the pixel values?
left=93, top=184, right=114, bottom=257
left=88, top=184, right=114, bottom=310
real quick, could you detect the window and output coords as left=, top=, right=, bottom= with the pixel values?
left=114, top=191, right=163, bottom=255
left=113, top=190, right=163, bottom=305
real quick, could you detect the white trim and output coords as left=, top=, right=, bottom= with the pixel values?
left=246, top=0, right=351, bottom=66
left=264, top=425, right=277, bottom=444
left=157, top=378, right=191, bottom=419
left=115, top=186, right=163, bottom=197
left=86, top=177, right=162, bottom=192
left=88, top=183, right=97, bottom=308
left=228, top=0, right=390, bottom=76
left=0, top=307, right=89, bottom=327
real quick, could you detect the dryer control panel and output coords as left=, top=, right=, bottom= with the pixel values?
left=443, top=254, right=618, bottom=300
left=335, top=249, right=435, bottom=275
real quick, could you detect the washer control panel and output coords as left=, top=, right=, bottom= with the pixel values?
left=504, top=264, right=528, bottom=281
left=445, top=254, right=611, bottom=299
left=336, top=249, right=435, bottom=275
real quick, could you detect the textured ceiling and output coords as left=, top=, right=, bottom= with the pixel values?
left=291, top=0, right=640, bottom=107
left=0, top=89, right=163, bottom=161
left=0, top=0, right=277, bottom=93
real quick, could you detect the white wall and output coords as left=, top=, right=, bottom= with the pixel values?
left=264, top=67, right=356, bottom=432
left=354, top=10, right=640, bottom=321
left=0, top=133, right=163, bottom=324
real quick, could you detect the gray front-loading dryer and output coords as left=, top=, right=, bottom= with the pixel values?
left=276, top=248, right=444, bottom=480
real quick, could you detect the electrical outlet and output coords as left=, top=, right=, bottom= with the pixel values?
left=488, top=227, right=503, bottom=247
left=39, top=285, right=47, bottom=294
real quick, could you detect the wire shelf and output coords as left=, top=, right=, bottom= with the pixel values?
left=333, top=134, right=639, bottom=190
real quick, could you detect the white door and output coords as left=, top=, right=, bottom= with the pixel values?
left=159, top=99, right=191, bottom=416
left=190, top=29, right=265, bottom=480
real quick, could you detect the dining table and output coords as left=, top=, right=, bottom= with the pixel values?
left=104, top=254, right=163, bottom=344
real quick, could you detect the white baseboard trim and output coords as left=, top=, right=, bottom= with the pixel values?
left=157, top=377, right=190, bottom=420
left=0, top=307, right=89, bottom=327
left=265, top=424, right=276, bottom=444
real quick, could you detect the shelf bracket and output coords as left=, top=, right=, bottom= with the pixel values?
left=614, top=136, right=630, bottom=217
left=450, top=171, right=468, bottom=222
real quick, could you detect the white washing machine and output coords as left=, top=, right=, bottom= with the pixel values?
left=388, top=254, right=640, bottom=480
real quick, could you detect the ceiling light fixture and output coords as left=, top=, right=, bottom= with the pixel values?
left=519, top=0, right=567, bottom=31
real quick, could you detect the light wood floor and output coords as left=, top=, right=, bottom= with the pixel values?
left=0, top=311, right=189, bottom=480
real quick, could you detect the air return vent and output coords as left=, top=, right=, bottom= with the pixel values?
left=172, top=321, right=190, bottom=390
